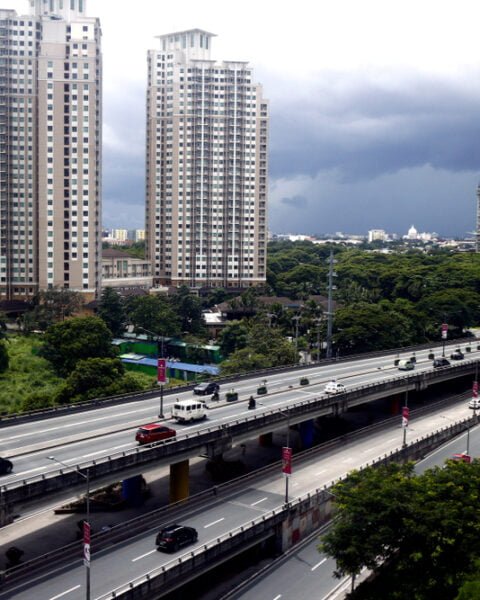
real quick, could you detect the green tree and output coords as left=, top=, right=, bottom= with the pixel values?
left=55, top=357, right=126, bottom=403
left=36, top=288, right=83, bottom=321
left=334, top=301, right=416, bottom=353
left=170, top=286, right=204, bottom=334
left=220, top=348, right=271, bottom=375
left=41, top=316, right=115, bottom=376
left=97, top=287, right=126, bottom=337
left=219, top=320, right=249, bottom=357
left=126, top=295, right=181, bottom=337
left=321, top=463, right=416, bottom=583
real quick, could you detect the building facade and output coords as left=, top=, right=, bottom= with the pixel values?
left=145, top=29, right=268, bottom=290
left=0, top=0, right=102, bottom=301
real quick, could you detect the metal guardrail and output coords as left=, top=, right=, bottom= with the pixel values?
left=1, top=360, right=478, bottom=506
left=0, top=338, right=476, bottom=427
left=0, top=392, right=473, bottom=589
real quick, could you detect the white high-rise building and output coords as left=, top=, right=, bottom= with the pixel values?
left=145, top=29, right=268, bottom=289
left=0, top=0, right=102, bottom=301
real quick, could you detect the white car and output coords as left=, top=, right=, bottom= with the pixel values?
left=324, top=380, right=346, bottom=394
left=468, top=398, right=480, bottom=410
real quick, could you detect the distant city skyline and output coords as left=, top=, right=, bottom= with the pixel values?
left=6, top=0, right=480, bottom=237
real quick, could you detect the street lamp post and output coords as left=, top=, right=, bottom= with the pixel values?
left=47, top=457, right=90, bottom=600
left=314, top=317, right=322, bottom=363
left=136, top=326, right=165, bottom=418
left=402, top=389, right=409, bottom=448
left=279, top=408, right=291, bottom=503
left=292, top=315, right=301, bottom=364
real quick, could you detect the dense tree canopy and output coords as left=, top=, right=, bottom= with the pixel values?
left=322, top=460, right=480, bottom=600
left=40, top=316, right=115, bottom=376
left=97, top=287, right=126, bottom=337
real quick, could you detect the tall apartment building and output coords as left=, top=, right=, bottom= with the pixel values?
left=145, top=29, right=268, bottom=290
left=0, top=0, right=102, bottom=301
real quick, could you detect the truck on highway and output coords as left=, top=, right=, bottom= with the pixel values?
left=171, top=399, right=207, bottom=423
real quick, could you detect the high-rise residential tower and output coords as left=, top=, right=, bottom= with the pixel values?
left=0, top=0, right=102, bottom=301
left=145, top=29, right=268, bottom=290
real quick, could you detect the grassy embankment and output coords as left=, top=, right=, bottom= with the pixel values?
left=0, top=334, right=162, bottom=415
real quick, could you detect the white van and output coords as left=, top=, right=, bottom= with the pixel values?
left=171, top=399, right=207, bottom=423
left=398, top=359, right=415, bottom=371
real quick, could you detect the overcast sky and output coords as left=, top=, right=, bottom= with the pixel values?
left=8, top=0, right=480, bottom=236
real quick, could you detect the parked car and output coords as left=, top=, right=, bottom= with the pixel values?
left=398, top=359, right=415, bottom=371
left=324, top=380, right=346, bottom=394
left=468, top=398, right=480, bottom=410
left=0, top=457, right=13, bottom=475
left=433, top=357, right=450, bottom=368
left=155, top=524, right=198, bottom=552
left=193, top=382, right=220, bottom=396
left=135, top=423, right=176, bottom=445
left=450, top=350, right=464, bottom=361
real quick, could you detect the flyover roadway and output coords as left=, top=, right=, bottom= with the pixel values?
left=0, top=341, right=478, bottom=493
left=0, top=395, right=474, bottom=600
left=221, top=412, right=480, bottom=600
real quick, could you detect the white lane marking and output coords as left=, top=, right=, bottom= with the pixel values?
left=315, top=469, right=327, bottom=475
left=251, top=497, right=268, bottom=506
left=311, top=557, right=327, bottom=571
left=112, top=443, right=132, bottom=450
left=82, top=449, right=110, bottom=458
left=13, top=466, right=48, bottom=477
left=273, top=595, right=282, bottom=600
left=386, top=437, right=398, bottom=443
left=132, top=549, right=156, bottom=562
left=2, top=408, right=150, bottom=442
left=49, top=585, right=81, bottom=600
left=204, top=517, right=225, bottom=528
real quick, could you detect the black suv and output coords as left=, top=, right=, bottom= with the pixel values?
left=433, top=357, right=450, bottom=368
left=0, top=457, right=13, bottom=475
left=155, top=524, right=198, bottom=552
left=450, top=350, right=464, bottom=361
left=193, top=382, right=220, bottom=396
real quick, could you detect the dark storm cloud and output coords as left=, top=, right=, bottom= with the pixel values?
left=267, top=71, right=480, bottom=182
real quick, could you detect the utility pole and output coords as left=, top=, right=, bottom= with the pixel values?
left=326, top=250, right=337, bottom=359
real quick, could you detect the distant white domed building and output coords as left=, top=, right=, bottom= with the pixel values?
left=407, top=225, right=419, bottom=240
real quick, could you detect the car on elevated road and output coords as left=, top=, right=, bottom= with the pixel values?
left=450, top=349, right=464, bottom=361
left=156, top=524, right=198, bottom=552
left=324, top=380, right=346, bottom=394
left=135, top=423, right=176, bottom=445
left=0, top=457, right=13, bottom=475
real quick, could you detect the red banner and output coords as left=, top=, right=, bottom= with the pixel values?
left=441, top=323, right=448, bottom=339
left=402, top=406, right=409, bottom=428
left=282, top=447, right=292, bottom=476
left=83, top=521, right=91, bottom=566
left=473, top=381, right=479, bottom=398
left=157, top=358, right=166, bottom=384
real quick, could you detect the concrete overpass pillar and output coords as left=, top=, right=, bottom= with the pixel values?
left=299, top=420, right=315, bottom=448
left=0, top=501, right=13, bottom=527
left=259, top=432, right=273, bottom=447
left=169, top=459, right=189, bottom=503
left=391, top=394, right=401, bottom=415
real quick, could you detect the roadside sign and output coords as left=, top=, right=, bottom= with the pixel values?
left=83, top=521, right=91, bottom=567
left=157, top=358, right=167, bottom=384
left=402, top=406, right=409, bottom=428
left=473, top=381, right=479, bottom=398
left=441, top=323, right=448, bottom=340
left=282, top=447, right=292, bottom=476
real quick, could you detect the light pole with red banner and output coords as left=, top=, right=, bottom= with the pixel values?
left=402, top=389, right=409, bottom=448
left=279, top=408, right=291, bottom=503
left=48, top=456, right=90, bottom=600
left=441, top=323, right=448, bottom=357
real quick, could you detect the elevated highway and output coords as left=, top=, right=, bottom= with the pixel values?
left=0, top=342, right=478, bottom=518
